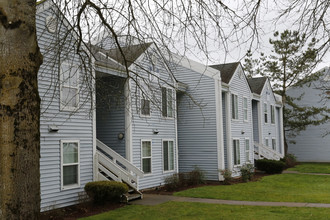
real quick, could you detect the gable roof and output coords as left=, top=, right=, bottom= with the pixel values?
left=106, top=42, right=153, bottom=67
left=247, top=77, right=267, bottom=95
left=89, top=44, right=126, bottom=71
left=210, top=62, right=240, bottom=84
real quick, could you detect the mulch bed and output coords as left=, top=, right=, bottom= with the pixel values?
left=40, top=202, right=125, bottom=220
left=40, top=171, right=270, bottom=219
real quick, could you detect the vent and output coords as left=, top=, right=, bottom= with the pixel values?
left=46, top=16, right=57, bottom=33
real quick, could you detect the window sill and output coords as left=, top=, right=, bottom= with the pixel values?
left=62, top=183, right=80, bottom=191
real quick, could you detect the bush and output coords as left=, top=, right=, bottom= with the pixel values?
left=219, top=169, right=232, bottom=185
left=164, top=173, right=181, bottom=191
left=186, top=166, right=206, bottom=186
left=255, top=159, right=286, bottom=174
left=164, top=167, right=205, bottom=191
left=240, top=164, right=254, bottom=182
left=85, top=181, right=128, bottom=204
left=281, top=153, right=297, bottom=168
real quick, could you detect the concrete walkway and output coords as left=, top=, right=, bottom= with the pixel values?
left=130, top=194, right=330, bottom=208
left=283, top=170, right=330, bottom=176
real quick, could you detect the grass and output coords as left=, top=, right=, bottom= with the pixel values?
left=287, top=163, right=330, bottom=174
left=79, top=201, right=330, bottom=220
left=174, top=174, right=330, bottom=203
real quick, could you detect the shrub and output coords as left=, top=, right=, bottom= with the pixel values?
left=186, top=166, right=206, bottom=186
left=281, top=153, right=297, bottom=168
left=255, top=159, right=286, bottom=174
left=85, top=181, right=128, bottom=204
left=219, top=169, right=232, bottom=185
left=164, top=167, right=205, bottom=191
left=164, top=173, right=181, bottom=191
left=240, top=164, right=254, bottom=182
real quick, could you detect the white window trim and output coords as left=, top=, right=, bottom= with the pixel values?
left=271, top=105, right=275, bottom=124
left=162, top=139, right=175, bottom=173
left=140, top=92, right=151, bottom=117
left=60, top=61, right=79, bottom=112
left=265, top=138, right=269, bottom=147
left=162, top=87, right=174, bottom=119
left=61, top=140, right=80, bottom=190
left=141, top=139, right=152, bottom=175
left=233, top=138, right=241, bottom=166
left=264, top=102, right=268, bottom=124
left=272, top=138, right=276, bottom=151
left=243, top=96, right=248, bottom=122
left=245, top=138, right=251, bottom=164
left=231, top=93, right=239, bottom=120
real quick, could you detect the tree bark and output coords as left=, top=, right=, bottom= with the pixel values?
left=0, top=1, right=42, bottom=219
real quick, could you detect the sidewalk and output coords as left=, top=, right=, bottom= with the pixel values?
left=283, top=170, right=330, bottom=176
left=130, top=194, right=330, bottom=208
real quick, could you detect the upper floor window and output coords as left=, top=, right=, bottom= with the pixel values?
left=60, top=61, right=79, bottom=111
left=141, top=96, right=150, bottom=116
left=231, top=94, right=238, bottom=119
left=162, top=87, right=174, bottom=118
left=271, top=105, right=275, bottom=124
left=243, top=97, right=248, bottom=121
left=264, top=103, right=268, bottom=123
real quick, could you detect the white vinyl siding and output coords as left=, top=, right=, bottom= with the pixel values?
left=264, top=103, right=268, bottom=123
left=163, top=140, right=174, bottom=171
left=271, top=105, right=275, bottom=124
left=141, top=140, right=152, bottom=174
left=245, top=139, right=250, bottom=163
left=231, top=94, right=238, bottom=119
left=162, top=87, right=174, bottom=118
left=61, top=140, right=80, bottom=190
left=243, top=97, right=248, bottom=121
left=233, top=139, right=240, bottom=165
left=60, top=61, right=79, bottom=111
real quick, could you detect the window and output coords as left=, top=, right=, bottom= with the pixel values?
left=141, top=98, right=150, bottom=116
left=264, top=103, right=268, bottom=123
left=141, top=140, right=152, bottom=174
left=271, top=105, right=275, bottom=124
left=60, top=61, right=79, bottom=111
left=61, top=141, right=79, bottom=189
left=163, top=140, right=174, bottom=171
left=265, top=138, right=269, bottom=147
left=243, top=97, right=248, bottom=121
left=272, top=138, right=276, bottom=151
left=233, top=139, right=240, bottom=165
left=231, top=94, right=238, bottom=119
left=245, top=139, right=250, bottom=163
left=162, top=87, right=174, bottom=118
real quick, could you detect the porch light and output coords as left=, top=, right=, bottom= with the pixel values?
left=241, top=130, right=245, bottom=134
left=153, top=129, right=159, bottom=134
left=118, top=133, right=124, bottom=140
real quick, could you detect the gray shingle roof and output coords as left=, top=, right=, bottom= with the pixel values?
left=210, top=62, right=240, bottom=84
left=247, top=77, right=267, bottom=94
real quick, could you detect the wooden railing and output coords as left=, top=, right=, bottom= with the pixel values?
left=254, top=141, right=283, bottom=160
left=95, top=139, right=144, bottom=191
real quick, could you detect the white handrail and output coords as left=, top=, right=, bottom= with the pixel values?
left=97, top=139, right=144, bottom=178
left=254, top=141, right=282, bottom=160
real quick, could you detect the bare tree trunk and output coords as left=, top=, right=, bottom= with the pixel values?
left=0, top=1, right=42, bottom=219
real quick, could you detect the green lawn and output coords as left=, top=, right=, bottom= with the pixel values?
left=174, top=174, right=330, bottom=203
left=80, top=201, right=330, bottom=220
left=287, top=163, right=330, bottom=174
